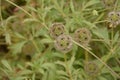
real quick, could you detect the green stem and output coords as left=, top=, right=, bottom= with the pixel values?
left=72, top=40, right=120, bottom=78
left=64, top=54, right=73, bottom=80
left=85, top=51, right=89, bottom=62
left=31, top=39, right=40, bottom=53
left=114, top=0, right=118, bottom=11
left=0, top=0, right=3, bottom=21
left=94, top=20, right=108, bottom=24
left=99, top=25, right=117, bottom=75
left=111, top=27, right=114, bottom=48
left=99, top=50, right=113, bottom=73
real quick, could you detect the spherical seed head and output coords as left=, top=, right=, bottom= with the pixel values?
left=84, top=62, right=99, bottom=76
left=102, top=0, right=116, bottom=8
left=108, top=11, right=120, bottom=27
left=74, top=28, right=92, bottom=46
left=54, top=34, right=73, bottom=53
left=49, top=23, right=65, bottom=39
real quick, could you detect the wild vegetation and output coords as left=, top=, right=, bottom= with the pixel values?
left=0, top=0, right=120, bottom=80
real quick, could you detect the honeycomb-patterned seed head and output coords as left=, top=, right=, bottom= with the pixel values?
left=74, top=28, right=92, bottom=46
left=84, top=61, right=99, bottom=76
left=108, top=11, right=120, bottom=27
left=101, top=0, right=116, bottom=8
left=54, top=34, right=73, bottom=53
left=49, top=23, right=65, bottom=39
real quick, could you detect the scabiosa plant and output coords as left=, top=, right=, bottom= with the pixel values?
left=108, top=11, right=120, bottom=27
left=84, top=61, right=99, bottom=76
left=49, top=23, right=65, bottom=39
left=101, top=0, right=116, bottom=8
left=74, top=28, right=92, bottom=47
left=54, top=34, right=73, bottom=53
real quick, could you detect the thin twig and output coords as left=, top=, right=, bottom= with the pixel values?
left=5, top=0, right=33, bottom=17
left=72, top=40, right=120, bottom=78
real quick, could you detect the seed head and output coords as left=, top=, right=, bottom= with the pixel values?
left=74, top=28, right=92, bottom=47
left=54, top=34, right=73, bottom=53
left=49, top=23, right=65, bottom=39
left=101, top=0, right=116, bottom=8
left=108, top=11, right=120, bottom=27
left=84, top=61, right=99, bottom=76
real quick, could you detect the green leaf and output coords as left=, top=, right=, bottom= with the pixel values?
left=11, top=77, right=27, bottom=80
left=14, top=32, right=26, bottom=39
left=40, top=38, right=54, bottom=43
left=84, top=0, right=100, bottom=9
left=98, top=76, right=107, bottom=80
left=82, top=20, right=96, bottom=28
left=57, top=70, right=68, bottom=77
left=5, top=32, right=11, bottom=45
left=19, top=70, right=33, bottom=75
left=113, top=31, right=119, bottom=45
left=32, top=74, right=35, bottom=80
left=92, top=27, right=110, bottom=45
left=6, top=16, right=16, bottom=25
left=23, top=18, right=39, bottom=23
left=70, top=0, right=75, bottom=12
left=1, top=60, right=12, bottom=72
left=9, top=41, right=27, bottom=54
left=112, top=66, right=120, bottom=72
left=68, top=55, right=75, bottom=70
left=55, top=61, right=66, bottom=68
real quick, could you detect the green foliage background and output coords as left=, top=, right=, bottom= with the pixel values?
left=0, top=0, right=120, bottom=80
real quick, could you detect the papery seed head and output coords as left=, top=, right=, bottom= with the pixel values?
left=49, top=23, right=65, bottom=39
left=74, top=28, right=92, bottom=47
left=101, top=0, right=116, bottom=8
left=108, top=11, right=120, bottom=27
left=54, top=34, right=73, bottom=53
left=84, top=61, right=99, bottom=76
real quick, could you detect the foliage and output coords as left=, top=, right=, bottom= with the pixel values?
left=0, top=0, right=120, bottom=80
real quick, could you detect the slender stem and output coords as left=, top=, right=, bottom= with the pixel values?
left=64, top=54, right=73, bottom=80
left=93, top=20, right=108, bottom=24
left=42, top=22, right=49, bottom=30
left=5, top=0, right=49, bottom=30
left=99, top=25, right=117, bottom=75
left=0, top=0, right=3, bottom=21
left=5, top=0, right=33, bottom=17
left=92, top=38, right=120, bottom=43
left=114, top=0, right=118, bottom=11
left=116, top=58, right=120, bottom=65
left=72, top=40, right=120, bottom=78
left=51, top=0, right=66, bottom=17
left=109, top=27, right=114, bottom=49
left=31, top=39, right=40, bottom=53
left=92, top=39, right=106, bottom=42
left=85, top=51, right=89, bottom=62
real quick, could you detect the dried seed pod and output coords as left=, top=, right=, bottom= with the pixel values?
left=84, top=61, right=99, bottom=76
left=108, top=11, right=120, bottom=27
left=101, top=0, right=116, bottom=8
left=54, top=34, right=73, bottom=53
left=49, top=23, right=65, bottom=39
left=74, top=28, right=92, bottom=47
left=22, top=42, right=36, bottom=55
